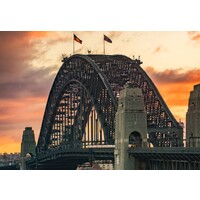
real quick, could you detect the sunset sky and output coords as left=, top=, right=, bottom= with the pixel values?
left=1, top=31, right=200, bottom=153
left=1, top=1, right=200, bottom=198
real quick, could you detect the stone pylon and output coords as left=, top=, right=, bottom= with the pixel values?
left=114, top=83, right=147, bottom=170
left=20, top=127, right=36, bottom=170
left=186, top=84, right=200, bottom=147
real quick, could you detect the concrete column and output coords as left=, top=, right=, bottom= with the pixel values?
left=114, top=83, right=148, bottom=170
left=186, top=84, right=200, bottom=147
left=20, top=127, right=36, bottom=170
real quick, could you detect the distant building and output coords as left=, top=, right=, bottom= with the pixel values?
left=0, top=153, right=21, bottom=167
left=186, top=84, right=200, bottom=147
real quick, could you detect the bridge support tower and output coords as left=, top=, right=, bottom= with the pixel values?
left=20, top=127, right=36, bottom=170
left=186, top=84, right=200, bottom=147
left=114, top=83, right=147, bottom=170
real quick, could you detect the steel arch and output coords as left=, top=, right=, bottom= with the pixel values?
left=37, top=54, right=183, bottom=153
left=37, top=54, right=118, bottom=153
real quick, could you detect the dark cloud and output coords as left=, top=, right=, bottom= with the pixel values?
left=0, top=31, right=70, bottom=152
left=0, top=32, right=38, bottom=80
left=0, top=31, right=63, bottom=99
left=145, top=66, right=200, bottom=107
left=0, top=31, right=64, bottom=82
left=145, top=66, right=200, bottom=84
left=0, top=65, right=56, bottom=99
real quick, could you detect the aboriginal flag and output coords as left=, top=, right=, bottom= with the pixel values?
left=104, top=34, right=112, bottom=43
left=74, top=34, right=82, bottom=44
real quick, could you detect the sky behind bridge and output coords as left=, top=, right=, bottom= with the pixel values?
left=1, top=31, right=200, bottom=153
left=1, top=1, right=199, bottom=200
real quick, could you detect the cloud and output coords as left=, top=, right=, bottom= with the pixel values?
left=145, top=66, right=200, bottom=83
left=0, top=32, right=36, bottom=80
left=0, top=31, right=66, bottom=100
left=32, top=32, right=70, bottom=46
left=0, top=31, right=65, bottom=83
left=153, top=45, right=162, bottom=53
left=0, top=31, right=65, bottom=153
left=145, top=66, right=200, bottom=107
left=0, top=65, right=56, bottom=99
left=188, top=31, right=200, bottom=41
left=0, top=32, right=51, bottom=83
left=109, top=31, right=122, bottom=38
left=0, top=97, right=45, bottom=125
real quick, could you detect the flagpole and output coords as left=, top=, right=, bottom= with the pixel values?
left=103, top=35, right=105, bottom=54
left=73, top=33, right=75, bottom=54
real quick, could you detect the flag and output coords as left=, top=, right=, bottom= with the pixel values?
left=104, top=34, right=112, bottom=43
left=74, top=34, right=82, bottom=44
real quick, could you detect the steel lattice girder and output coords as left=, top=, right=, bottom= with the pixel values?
left=36, top=54, right=183, bottom=153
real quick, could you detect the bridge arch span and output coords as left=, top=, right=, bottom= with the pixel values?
left=37, top=54, right=118, bottom=153
left=37, top=54, right=183, bottom=153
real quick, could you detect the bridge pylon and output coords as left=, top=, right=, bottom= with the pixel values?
left=114, top=83, right=147, bottom=170
left=186, top=84, right=200, bottom=147
left=20, top=127, right=36, bottom=170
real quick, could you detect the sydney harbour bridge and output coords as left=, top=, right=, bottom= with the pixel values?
left=22, top=54, right=200, bottom=170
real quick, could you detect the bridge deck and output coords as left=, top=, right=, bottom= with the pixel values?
left=129, top=147, right=200, bottom=161
left=26, top=147, right=200, bottom=169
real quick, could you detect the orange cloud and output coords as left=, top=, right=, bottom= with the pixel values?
left=144, top=66, right=200, bottom=128
left=145, top=66, right=200, bottom=83
left=188, top=31, right=200, bottom=41
left=27, top=31, right=51, bottom=38
left=145, top=66, right=200, bottom=108
left=153, top=45, right=162, bottom=53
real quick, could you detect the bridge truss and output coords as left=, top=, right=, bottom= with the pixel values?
left=36, top=54, right=183, bottom=154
